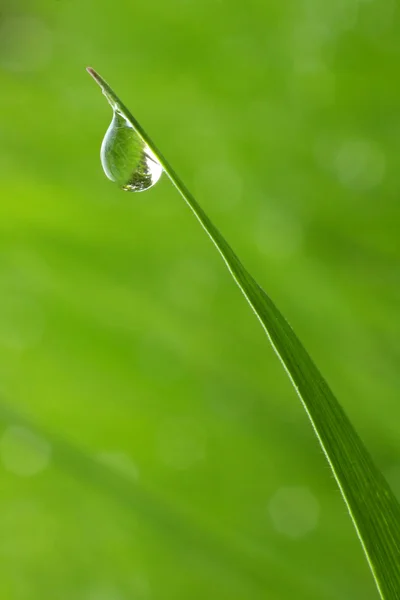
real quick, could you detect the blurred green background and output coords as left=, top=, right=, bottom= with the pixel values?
left=0, top=0, right=399, bottom=598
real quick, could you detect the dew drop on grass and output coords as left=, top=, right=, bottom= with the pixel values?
left=87, top=67, right=163, bottom=193
left=101, top=110, right=162, bottom=192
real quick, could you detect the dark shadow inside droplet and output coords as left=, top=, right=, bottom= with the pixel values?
left=122, top=152, right=163, bottom=192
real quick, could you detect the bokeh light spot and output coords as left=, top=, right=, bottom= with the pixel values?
left=0, top=425, right=51, bottom=477
left=333, top=138, right=386, bottom=191
left=268, top=486, right=320, bottom=539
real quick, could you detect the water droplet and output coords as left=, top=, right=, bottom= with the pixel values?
left=87, top=67, right=163, bottom=193
left=101, top=110, right=162, bottom=192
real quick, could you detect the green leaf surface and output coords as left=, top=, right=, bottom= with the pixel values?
left=88, top=68, right=400, bottom=600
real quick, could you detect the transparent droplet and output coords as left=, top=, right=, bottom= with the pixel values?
left=101, top=110, right=163, bottom=192
left=87, top=67, right=163, bottom=193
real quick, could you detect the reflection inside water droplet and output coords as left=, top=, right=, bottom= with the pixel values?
left=87, top=67, right=163, bottom=193
left=101, top=110, right=163, bottom=192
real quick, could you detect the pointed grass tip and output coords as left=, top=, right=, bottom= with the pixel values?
left=86, top=66, right=101, bottom=85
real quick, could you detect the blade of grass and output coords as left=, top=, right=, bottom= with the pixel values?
left=87, top=68, right=400, bottom=599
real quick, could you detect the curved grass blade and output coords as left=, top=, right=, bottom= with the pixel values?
left=87, top=67, right=400, bottom=599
